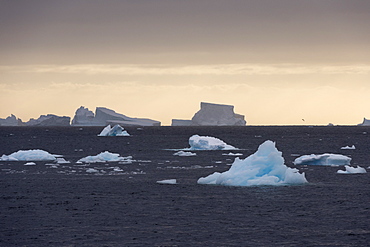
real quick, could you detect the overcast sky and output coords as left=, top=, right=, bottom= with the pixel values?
left=1, top=0, right=370, bottom=125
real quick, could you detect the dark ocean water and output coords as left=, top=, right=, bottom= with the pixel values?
left=0, top=126, right=369, bottom=246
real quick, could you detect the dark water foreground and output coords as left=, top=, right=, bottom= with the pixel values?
left=1, top=126, right=369, bottom=246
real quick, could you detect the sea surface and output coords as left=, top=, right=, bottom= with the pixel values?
left=1, top=126, right=369, bottom=246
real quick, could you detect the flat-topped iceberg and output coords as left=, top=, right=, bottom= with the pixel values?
left=98, top=124, right=130, bottom=136
left=187, top=135, right=237, bottom=150
left=77, top=151, right=133, bottom=163
left=198, top=140, right=307, bottom=186
left=337, top=165, right=367, bottom=174
left=0, top=149, right=57, bottom=161
left=72, top=106, right=160, bottom=126
left=293, top=154, right=351, bottom=166
left=172, top=102, right=246, bottom=126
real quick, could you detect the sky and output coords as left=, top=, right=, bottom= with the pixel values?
left=1, top=0, right=370, bottom=125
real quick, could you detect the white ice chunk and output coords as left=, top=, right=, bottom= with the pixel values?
left=98, top=124, right=130, bottom=136
left=293, top=153, right=351, bottom=166
left=340, top=145, right=356, bottom=150
left=157, top=179, right=177, bottom=184
left=222, top=152, right=243, bottom=156
left=24, top=162, right=36, bottom=166
left=187, top=135, right=237, bottom=150
left=198, top=140, right=307, bottom=186
left=173, top=151, right=197, bottom=156
left=0, top=149, right=57, bottom=161
left=77, top=151, right=133, bottom=163
left=337, top=165, right=367, bottom=174
left=86, top=168, right=99, bottom=173
left=56, top=158, right=70, bottom=164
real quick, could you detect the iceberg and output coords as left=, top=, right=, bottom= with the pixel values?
left=340, top=145, right=356, bottom=150
left=98, top=124, right=130, bottom=136
left=0, top=149, right=57, bottom=161
left=222, top=152, right=243, bottom=156
left=173, top=151, right=197, bottom=156
left=77, top=151, right=133, bottom=163
left=156, top=179, right=177, bottom=184
left=71, top=106, right=95, bottom=125
left=0, top=114, right=23, bottom=126
left=172, top=102, right=246, bottom=126
left=337, top=165, right=367, bottom=174
left=187, top=135, right=237, bottom=150
left=198, top=140, right=307, bottom=186
left=358, top=117, right=370, bottom=126
left=293, top=154, right=351, bottom=166
left=26, top=114, right=70, bottom=126
left=71, top=106, right=160, bottom=126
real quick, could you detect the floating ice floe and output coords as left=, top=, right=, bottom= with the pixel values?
left=293, top=153, right=351, bottom=166
left=98, top=124, right=130, bottom=136
left=187, top=135, right=237, bottom=150
left=86, top=168, right=99, bottom=173
left=0, top=149, right=57, bottom=161
left=77, top=151, right=133, bottom=163
left=173, top=151, right=197, bottom=156
left=222, top=152, right=243, bottom=156
left=56, top=158, right=71, bottom=164
left=198, top=140, right=307, bottom=186
left=340, top=145, right=356, bottom=150
left=337, top=165, right=367, bottom=174
left=157, top=179, right=177, bottom=184
left=24, top=162, right=36, bottom=166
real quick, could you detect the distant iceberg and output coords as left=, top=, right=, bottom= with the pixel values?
left=72, top=106, right=160, bottom=126
left=172, top=102, right=246, bottom=126
left=26, top=114, right=70, bottom=126
left=77, top=151, right=134, bottom=163
left=358, top=117, right=370, bottom=126
left=337, top=165, right=367, bottom=174
left=187, top=135, right=237, bottom=150
left=293, top=153, right=351, bottom=166
left=0, top=114, right=23, bottom=126
left=98, top=124, right=130, bottom=136
left=0, top=149, right=57, bottom=161
left=198, top=140, right=307, bottom=186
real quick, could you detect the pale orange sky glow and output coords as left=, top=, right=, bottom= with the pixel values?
left=1, top=0, right=370, bottom=125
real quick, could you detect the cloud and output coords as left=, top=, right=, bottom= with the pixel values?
left=1, top=63, right=370, bottom=76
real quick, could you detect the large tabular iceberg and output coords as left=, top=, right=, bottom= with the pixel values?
left=172, top=102, right=246, bottom=126
left=0, top=149, right=57, bottom=161
left=77, top=151, right=133, bottom=163
left=293, top=154, right=351, bottom=166
left=198, top=140, right=307, bottom=186
left=26, top=114, right=70, bottom=126
left=187, top=135, right=237, bottom=150
left=98, top=124, right=130, bottom=136
left=337, top=165, right=367, bottom=174
left=72, top=106, right=160, bottom=126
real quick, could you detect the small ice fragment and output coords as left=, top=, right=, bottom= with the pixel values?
left=337, top=165, right=367, bottom=174
left=340, top=145, right=356, bottom=150
left=24, top=162, right=36, bottom=166
left=157, top=179, right=177, bottom=184
left=86, top=168, right=99, bottom=173
left=173, top=151, right=196, bottom=156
